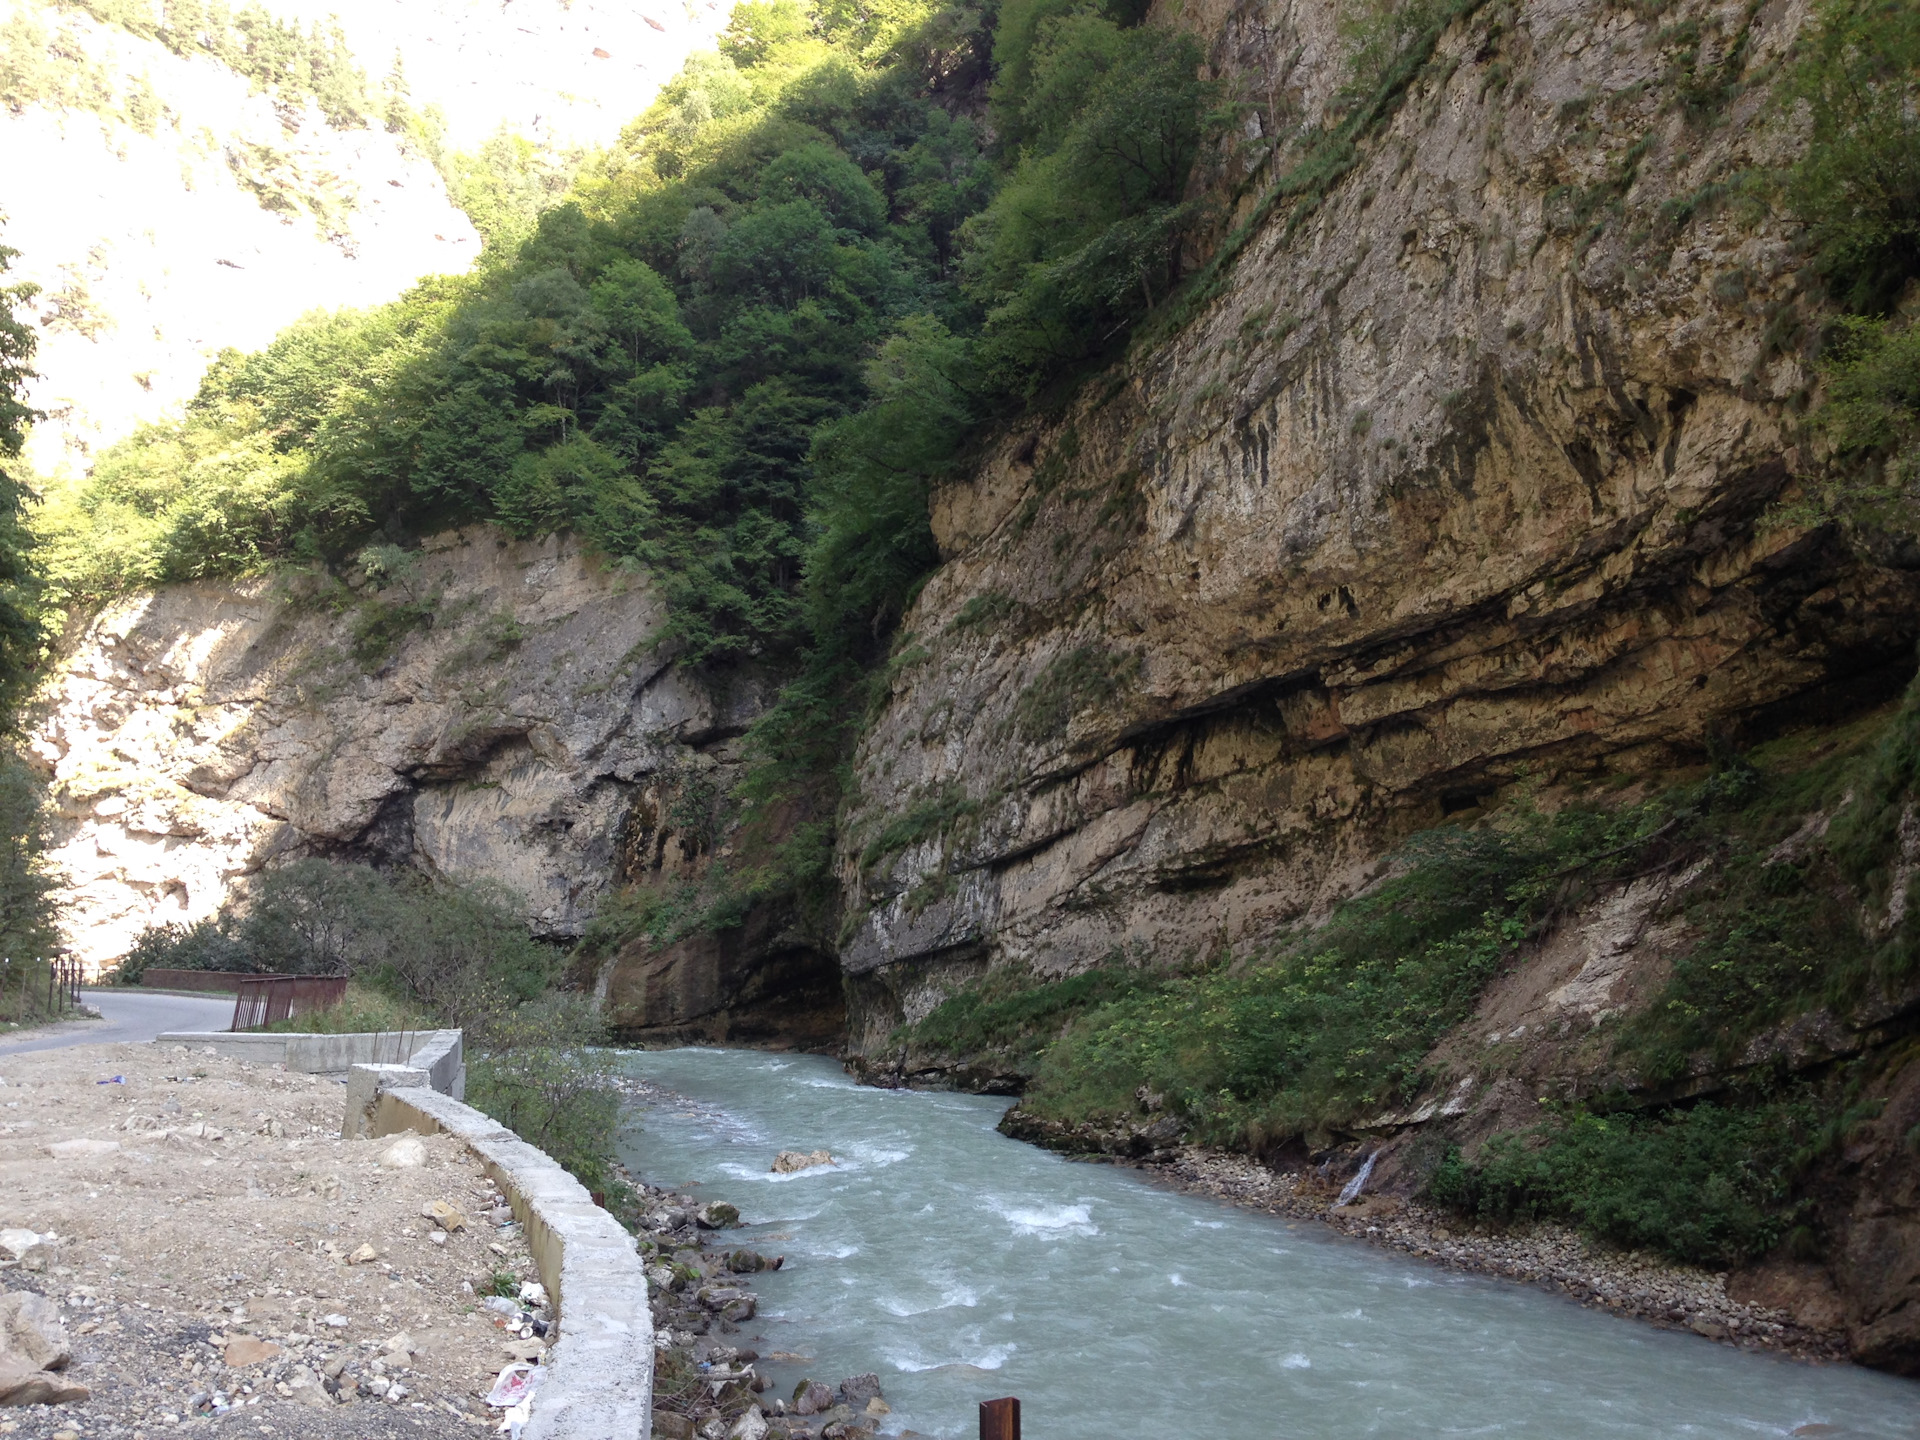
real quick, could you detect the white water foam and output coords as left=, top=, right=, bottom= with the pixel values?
left=884, top=1341, right=1017, bottom=1373
left=990, top=1200, right=1097, bottom=1237
left=877, top=1286, right=980, bottom=1317
left=1281, top=1354, right=1311, bottom=1370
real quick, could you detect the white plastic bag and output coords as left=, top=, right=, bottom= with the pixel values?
left=486, top=1361, right=543, bottom=1408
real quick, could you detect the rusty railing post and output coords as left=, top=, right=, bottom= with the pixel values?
left=980, top=1397, right=1020, bottom=1440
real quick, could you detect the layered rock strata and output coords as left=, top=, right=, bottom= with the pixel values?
left=836, top=0, right=1920, bottom=1044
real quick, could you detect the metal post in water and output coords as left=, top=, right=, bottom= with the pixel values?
left=979, top=1397, right=1020, bottom=1440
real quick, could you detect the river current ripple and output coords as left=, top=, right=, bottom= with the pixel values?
left=613, top=1049, right=1918, bottom=1439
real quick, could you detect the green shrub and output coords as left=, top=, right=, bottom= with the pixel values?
left=894, top=959, right=1168, bottom=1073
left=1783, top=0, right=1920, bottom=314
left=467, top=993, right=623, bottom=1192
left=114, top=917, right=254, bottom=982
left=116, top=858, right=553, bottom=1029
left=1427, top=1096, right=1827, bottom=1267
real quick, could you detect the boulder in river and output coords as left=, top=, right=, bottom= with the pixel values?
left=772, top=1150, right=833, bottom=1174
left=698, top=1201, right=741, bottom=1228
left=837, top=1374, right=882, bottom=1407
left=793, top=1380, right=834, bottom=1415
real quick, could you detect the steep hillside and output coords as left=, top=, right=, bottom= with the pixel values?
left=825, top=0, right=1920, bottom=1375
left=1, top=0, right=726, bottom=472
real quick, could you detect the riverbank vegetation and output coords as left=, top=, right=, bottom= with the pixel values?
left=901, top=689, right=1920, bottom=1267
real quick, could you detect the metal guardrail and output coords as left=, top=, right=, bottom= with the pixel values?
left=229, top=975, right=349, bottom=1031
left=52, top=959, right=80, bottom=1011
left=2, top=957, right=82, bottom=1015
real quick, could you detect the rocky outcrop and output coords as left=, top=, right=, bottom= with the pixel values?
left=29, top=528, right=759, bottom=971
left=836, top=0, right=1920, bottom=1046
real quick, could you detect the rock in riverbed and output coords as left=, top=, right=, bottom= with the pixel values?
left=772, top=1150, right=833, bottom=1174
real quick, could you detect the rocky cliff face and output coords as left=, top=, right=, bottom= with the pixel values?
left=823, top=0, right=1920, bottom=1372
left=28, top=529, right=760, bottom=972
left=837, top=0, right=1919, bottom=1039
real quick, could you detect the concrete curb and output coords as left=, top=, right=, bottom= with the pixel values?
left=364, top=1084, right=655, bottom=1440
left=158, top=1026, right=652, bottom=1437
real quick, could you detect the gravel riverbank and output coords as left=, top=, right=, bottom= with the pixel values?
left=1150, top=1147, right=1851, bottom=1365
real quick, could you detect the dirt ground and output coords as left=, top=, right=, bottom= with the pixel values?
left=0, top=1041, right=550, bottom=1439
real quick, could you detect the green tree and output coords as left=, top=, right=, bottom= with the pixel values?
left=0, top=223, right=44, bottom=723
left=382, top=48, right=410, bottom=134
left=1785, top=0, right=1920, bottom=313
left=965, top=16, right=1217, bottom=392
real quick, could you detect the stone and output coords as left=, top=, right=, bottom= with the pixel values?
left=321, top=1313, right=350, bottom=1329
left=429, top=1230, right=447, bottom=1245
left=43, top=1138, right=118, bottom=1160
left=422, top=1200, right=467, bottom=1232
left=0, top=1292, right=70, bottom=1370
left=0, top=1357, right=88, bottom=1407
left=288, top=1366, right=333, bottom=1409
left=726, top=1250, right=775, bottom=1273
left=730, top=1409, right=771, bottom=1440
left=379, top=1136, right=428, bottom=1169
left=1689, top=1317, right=1730, bottom=1342
left=652, top=1412, right=696, bottom=1440
left=501, top=1339, right=546, bottom=1362
left=0, top=1232, right=40, bottom=1265
left=771, top=1150, right=833, bottom=1174
left=380, top=1331, right=415, bottom=1360
left=838, top=1375, right=882, bottom=1407
left=347, top=1243, right=378, bottom=1265
left=865, top=1398, right=891, bottom=1417
left=697, top=1202, right=740, bottom=1229
left=793, top=1381, right=834, bottom=1416
left=647, top=1264, right=682, bottom=1294
left=223, top=1338, right=282, bottom=1367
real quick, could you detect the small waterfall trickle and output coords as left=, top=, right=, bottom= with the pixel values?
left=1336, top=1151, right=1377, bottom=1207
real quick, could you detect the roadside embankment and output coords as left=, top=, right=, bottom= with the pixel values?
left=1155, top=1148, right=1850, bottom=1364
left=0, top=1040, right=546, bottom=1435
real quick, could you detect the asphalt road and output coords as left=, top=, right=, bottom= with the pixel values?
left=0, top=987, right=234, bottom=1058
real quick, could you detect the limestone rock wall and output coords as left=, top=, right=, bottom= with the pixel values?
left=837, top=0, right=1920, bottom=1042
left=30, top=529, right=754, bottom=973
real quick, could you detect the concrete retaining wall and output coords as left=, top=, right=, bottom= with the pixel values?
left=154, top=1029, right=466, bottom=1095
left=367, top=1086, right=655, bottom=1440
